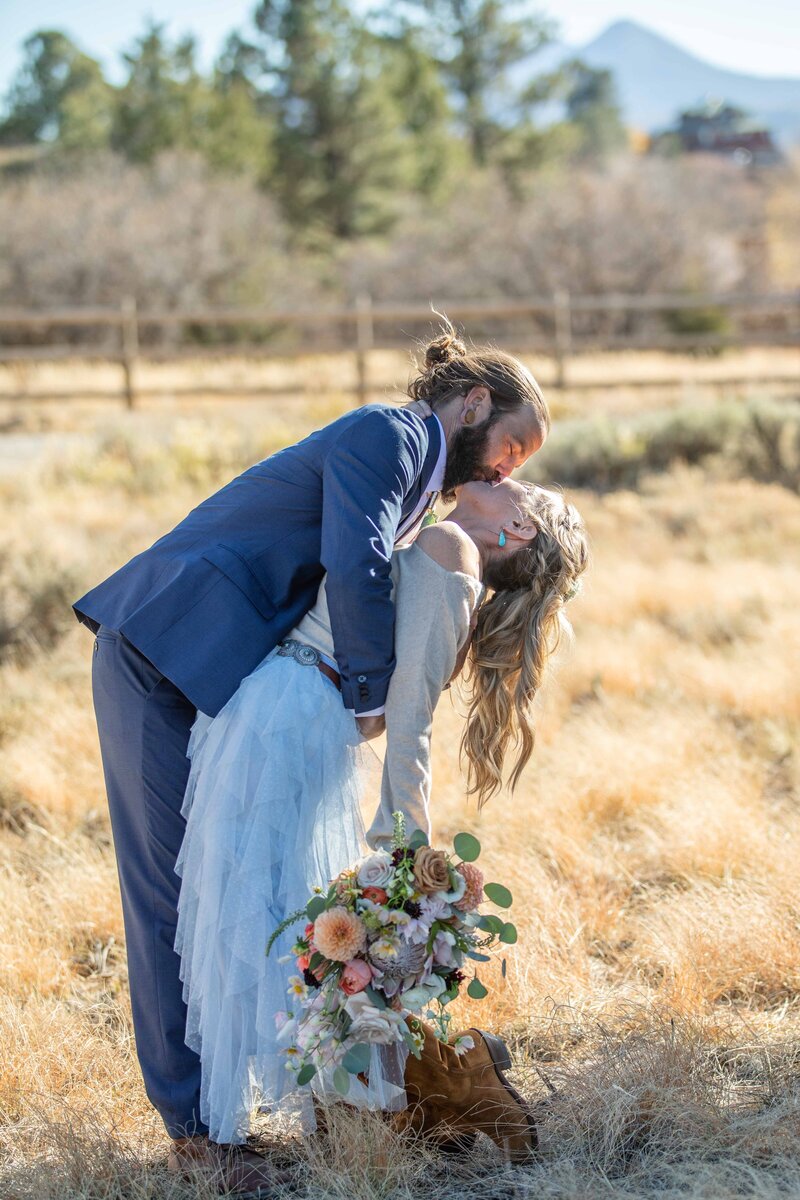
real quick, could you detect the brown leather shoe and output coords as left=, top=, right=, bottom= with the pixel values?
left=401, top=1023, right=537, bottom=1162
left=167, top=1134, right=291, bottom=1195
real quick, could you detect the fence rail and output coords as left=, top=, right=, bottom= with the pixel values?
left=0, top=292, right=798, bottom=408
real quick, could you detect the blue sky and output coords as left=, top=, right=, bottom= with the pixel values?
left=1, top=0, right=799, bottom=94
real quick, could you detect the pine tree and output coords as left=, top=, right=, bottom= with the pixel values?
left=561, top=60, right=627, bottom=161
left=243, top=0, right=423, bottom=237
left=111, top=23, right=207, bottom=163
left=0, top=30, right=113, bottom=149
left=380, top=1, right=554, bottom=166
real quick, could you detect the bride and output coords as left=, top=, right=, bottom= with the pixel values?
left=174, top=475, right=588, bottom=1149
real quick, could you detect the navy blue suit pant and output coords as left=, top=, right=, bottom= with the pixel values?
left=91, top=626, right=207, bottom=1138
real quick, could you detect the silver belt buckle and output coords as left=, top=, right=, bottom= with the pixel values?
left=278, top=639, right=321, bottom=667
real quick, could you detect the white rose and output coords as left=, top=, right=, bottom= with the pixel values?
left=401, top=975, right=447, bottom=1011
left=344, top=991, right=404, bottom=1045
left=432, top=929, right=457, bottom=968
left=356, top=850, right=394, bottom=890
left=437, top=869, right=467, bottom=905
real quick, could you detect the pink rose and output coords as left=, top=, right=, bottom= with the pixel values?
left=296, top=954, right=310, bottom=972
left=339, top=958, right=373, bottom=996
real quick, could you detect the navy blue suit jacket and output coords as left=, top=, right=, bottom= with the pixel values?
left=74, top=405, right=442, bottom=717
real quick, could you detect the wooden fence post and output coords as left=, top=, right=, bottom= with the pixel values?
left=354, top=292, right=374, bottom=405
left=554, top=290, right=571, bottom=389
left=120, top=296, right=139, bottom=409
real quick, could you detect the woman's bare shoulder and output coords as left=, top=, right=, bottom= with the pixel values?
left=415, top=521, right=481, bottom=579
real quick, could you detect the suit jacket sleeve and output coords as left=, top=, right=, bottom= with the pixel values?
left=321, top=407, right=428, bottom=713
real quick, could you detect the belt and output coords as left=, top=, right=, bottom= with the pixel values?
left=277, top=639, right=341, bottom=692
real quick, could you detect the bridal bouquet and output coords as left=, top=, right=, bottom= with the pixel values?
left=268, top=812, right=517, bottom=1096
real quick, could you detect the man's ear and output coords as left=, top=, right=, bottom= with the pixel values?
left=461, top=385, right=492, bottom=427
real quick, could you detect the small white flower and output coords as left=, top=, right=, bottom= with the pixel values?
left=283, top=1046, right=301, bottom=1069
left=453, top=1035, right=475, bottom=1057
left=371, top=935, right=399, bottom=959
left=287, top=975, right=308, bottom=999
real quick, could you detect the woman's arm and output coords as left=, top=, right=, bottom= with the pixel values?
left=364, top=530, right=479, bottom=849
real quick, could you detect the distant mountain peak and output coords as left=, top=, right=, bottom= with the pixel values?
left=575, top=19, right=800, bottom=143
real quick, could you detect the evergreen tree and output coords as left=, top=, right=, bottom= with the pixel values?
left=561, top=60, right=627, bottom=160
left=236, top=0, right=424, bottom=237
left=374, top=27, right=460, bottom=197
left=203, top=73, right=275, bottom=177
left=381, top=1, right=554, bottom=166
left=0, top=30, right=113, bottom=148
left=112, top=23, right=207, bottom=163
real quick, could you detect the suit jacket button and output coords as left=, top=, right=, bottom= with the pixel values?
left=357, top=675, right=367, bottom=683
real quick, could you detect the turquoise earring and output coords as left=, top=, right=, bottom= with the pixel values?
left=498, top=529, right=506, bottom=547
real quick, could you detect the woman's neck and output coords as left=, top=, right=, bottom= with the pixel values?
left=440, top=515, right=491, bottom=573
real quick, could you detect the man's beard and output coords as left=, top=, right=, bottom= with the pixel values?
left=441, top=414, right=500, bottom=501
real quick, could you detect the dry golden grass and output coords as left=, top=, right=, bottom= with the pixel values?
left=1, top=402, right=799, bottom=1197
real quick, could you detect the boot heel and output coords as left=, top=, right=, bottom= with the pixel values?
left=474, top=1029, right=513, bottom=1073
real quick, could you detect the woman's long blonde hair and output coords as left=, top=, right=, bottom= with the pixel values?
left=461, top=485, right=589, bottom=807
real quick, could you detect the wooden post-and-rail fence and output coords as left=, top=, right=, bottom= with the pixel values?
left=0, top=291, right=798, bottom=408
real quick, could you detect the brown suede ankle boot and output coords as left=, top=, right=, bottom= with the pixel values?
left=400, top=1023, right=537, bottom=1162
left=167, top=1134, right=291, bottom=1195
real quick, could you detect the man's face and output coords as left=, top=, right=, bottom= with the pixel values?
left=441, top=406, right=545, bottom=499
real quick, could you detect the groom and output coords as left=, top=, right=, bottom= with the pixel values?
left=76, top=367, right=548, bottom=1188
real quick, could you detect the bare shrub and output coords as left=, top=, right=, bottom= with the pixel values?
left=522, top=398, right=800, bottom=491
left=343, top=157, right=764, bottom=319
left=0, top=153, right=319, bottom=324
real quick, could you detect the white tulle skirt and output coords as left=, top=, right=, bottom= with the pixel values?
left=174, top=649, right=376, bottom=1144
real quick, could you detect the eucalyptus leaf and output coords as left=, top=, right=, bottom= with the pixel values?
left=484, top=882, right=513, bottom=909
left=500, top=922, right=518, bottom=944
left=465, top=950, right=492, bottom=962
left=342, top=1043, right=372, bottom=1075
left=365, top=985, right=387, bottom=1010
left=501, top=957, right=507, bottom=978
left=453, top=832, right=481, bottom=862
left=333, top=1066, right=351, bottom=1096
left=296, top=1063, right=316, bottom=1086
left=467, top=977, right=488, bottom=1000
left=477, top=914, right=504, bottom=935
left=408, top=829, right=429, bottom=851
left=306, top=896, right=326, bottom=921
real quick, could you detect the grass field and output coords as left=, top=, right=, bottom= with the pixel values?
left=1, top=392, right=799, bottom=1199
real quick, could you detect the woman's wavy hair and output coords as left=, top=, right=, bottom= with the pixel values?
left=461, top=485, right=589, bottom=807
left=408, top=314, right=550, bottom=439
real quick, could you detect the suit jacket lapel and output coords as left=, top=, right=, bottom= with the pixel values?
left=400, top=414, right=443, bottom=522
